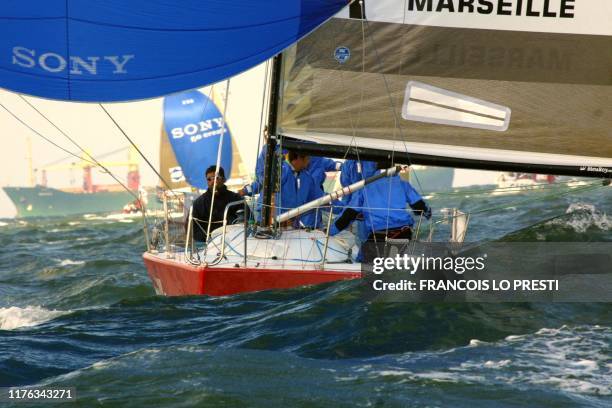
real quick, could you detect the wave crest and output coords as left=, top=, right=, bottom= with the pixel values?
left=0, top=306, right=70, bottom=330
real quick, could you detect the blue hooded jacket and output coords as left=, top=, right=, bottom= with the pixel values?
left=331, top=169, right=430, bottom=240
left=276, top=161, right=321, bottom=228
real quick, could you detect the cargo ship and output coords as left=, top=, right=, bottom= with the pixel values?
left=3, top=144, right=145, bottom=218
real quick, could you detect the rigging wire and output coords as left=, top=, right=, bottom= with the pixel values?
left=361, top=13, right=426, bottom=194
left=98, top=103, right=174, bottom=196
left=40, top=145, right=130, bottom=169
left=256, top=60, right=271, bottom=167
left=205, top=79, right=232, bottom=244
left=17, top=95, right=139, bottom=201
left=42, top=152, right=85, bottom=168
left=0, top=101, right=98, bottom=168
left=249, top=59, right=271, bottom=227
left=326, top=0, right=380, bottom=246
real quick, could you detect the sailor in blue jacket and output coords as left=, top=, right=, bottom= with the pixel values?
left=306, top=156, right=341, bottom=198
left=240, top=146, right=270, bottom=197
left=339, top=159, right=377, bottom=203
left=340, top=160, right=372, bottom=187
left=276, top=151, right=321, bottom=228
left=329, top=162, right=431, bottom=243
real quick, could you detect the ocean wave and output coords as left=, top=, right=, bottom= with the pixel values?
left=446, top=325, right=610, bottom=396
left=28, top=324, right=611, bottom=407
left=547, top=203, right=610, bottom=233
left=0, top=306, right=70, bottom=330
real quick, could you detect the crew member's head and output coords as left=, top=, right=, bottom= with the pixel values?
left=205, top=165, right=226, bottom=189
left=287, top=150, right=310, bottom=172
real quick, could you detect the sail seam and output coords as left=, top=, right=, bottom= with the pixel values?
left=62, top=9, right=338, bottom=32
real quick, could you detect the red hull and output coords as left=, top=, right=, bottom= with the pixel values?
left=143, top=252, right=362, bottom=296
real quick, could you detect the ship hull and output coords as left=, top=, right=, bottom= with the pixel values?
left=3, top=186, right=136, bottom=218
left=143, top=252, right=362, bottom=297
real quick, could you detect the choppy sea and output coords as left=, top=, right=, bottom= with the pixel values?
left=1, top=182, right=610, bottom=407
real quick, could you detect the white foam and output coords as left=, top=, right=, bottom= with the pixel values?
left=0, top=306, right=69, bottom=330
left=504, top=335, right=525, bottom=341
left=334, top=375, right=358, bottom=382
left=91, top=360, right=113, bottom=370
left=0, top=221, right=8, bottom=227
left=468, top=339, right=486, bottom=347
left=414, top=371, right=463, bottom=383
left=570, top=360, right=599, bottom=371
left=547, top=203, right=611, bottom=233
left=483, top=359, right=511, bottom=369
left=375, top=370, right=411, bottom=377
left=536, top=327, right=562, bottom=336
left=176, top=345, right=206, bottom=353
left=534, top=377, right=611, bottom=396
left=58, top=259, right=85, bottom=266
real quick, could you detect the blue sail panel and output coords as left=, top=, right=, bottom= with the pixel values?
left=163, top=90, right=233, bottom=190
left=0, top=0, right=347, bottom=102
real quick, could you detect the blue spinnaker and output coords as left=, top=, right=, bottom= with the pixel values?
left=0, top=0, right=347, bottom=102
left=163, top=90, right=232, bottom=190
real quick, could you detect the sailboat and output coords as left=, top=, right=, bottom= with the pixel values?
left=160, top=88, right=249, bottom=194
left=1, top=1, right=610, bottom=296
left=144, top=1, right=612, bottom=296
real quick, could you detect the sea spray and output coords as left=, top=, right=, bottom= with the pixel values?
left=0, top=306, right=69, bottom=330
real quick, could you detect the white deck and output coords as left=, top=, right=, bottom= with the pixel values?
left=157, top=225, right=363, bottom=273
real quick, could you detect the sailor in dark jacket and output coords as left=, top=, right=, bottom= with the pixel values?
left=188, top=165, right=244, bottom=242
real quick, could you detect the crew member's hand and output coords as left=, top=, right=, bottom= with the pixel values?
left=239, top=185, right=251, bottom=197
left=424, top=206, right=432, bottom=220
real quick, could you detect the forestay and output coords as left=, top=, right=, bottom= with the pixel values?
left=0, top=0, right=347, bottom=101
left=277, top=0, right=612, bottom=177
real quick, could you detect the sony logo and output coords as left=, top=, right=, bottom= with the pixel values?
left=408, top=0, right=576, bottom=18
left=12, top=46, right=134, bottom=75
left=171, top=118, right=226, bottom=139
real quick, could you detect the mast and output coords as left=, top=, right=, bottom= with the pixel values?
left=261, top=54, right=283, bottom=227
